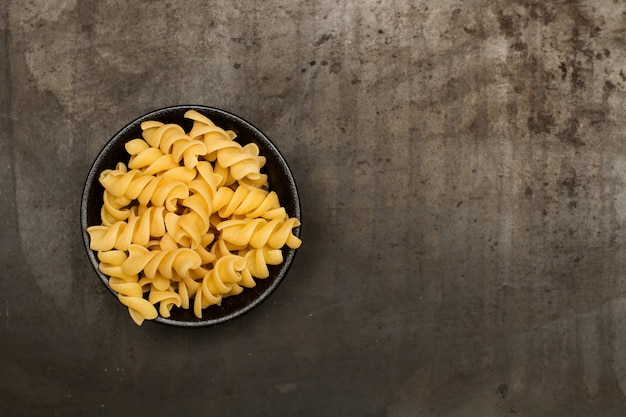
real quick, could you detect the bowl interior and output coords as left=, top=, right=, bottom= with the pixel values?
left=81, top=105, right=300, bottom=327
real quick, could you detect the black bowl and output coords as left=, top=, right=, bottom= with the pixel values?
left=80, top=105, right=301, bottom=327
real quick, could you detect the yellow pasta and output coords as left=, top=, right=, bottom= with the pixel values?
left=216, top=217, right=302, bottom=249
left=87, top=110, right=301, bottom=325
left=96, top=250, right=158, bottom=326
left=240, top=246, right=284, bottom=279
left=212, top=184, right=286, bottom=220
left=186, top=110, right=268, bottom=188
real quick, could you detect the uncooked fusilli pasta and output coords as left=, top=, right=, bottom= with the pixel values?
left=87, top=110, right=301, bottom=325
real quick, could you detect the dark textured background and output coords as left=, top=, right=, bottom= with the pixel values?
left=2, top=0, right=626, bottom=415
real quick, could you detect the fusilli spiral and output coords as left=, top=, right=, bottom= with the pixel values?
left=97, top=250, right=158, bottom=326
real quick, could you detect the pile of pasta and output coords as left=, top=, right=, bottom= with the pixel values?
left=87, top=110, right=301, bottom=325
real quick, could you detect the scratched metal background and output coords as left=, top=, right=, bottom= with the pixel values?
left=2, top=0, right=626, bottom=415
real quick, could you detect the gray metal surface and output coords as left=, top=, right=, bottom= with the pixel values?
left=2, top=0, right=626, bottom=415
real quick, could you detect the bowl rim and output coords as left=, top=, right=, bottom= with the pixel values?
left=80, top=104, right=301, bottom=327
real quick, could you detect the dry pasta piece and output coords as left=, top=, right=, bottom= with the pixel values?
left=213, top=184, right=286, bottom=220
left=123, top=244, right=202, bottom=282
left=127, top=139, right=179, bottom=175
left=88, top=207, right=167, bottom=252
left=193, top=255, right=247, bottom=318
left=240, top=246, right=284, bottom=279
left=141, top=121, right=207, bottom=169
left=148, top=287, right=182, bottom=318
left=217, top=217, right=302, bottom=249
left=86, top=111, right=301, bottom=325
left=100, top=165, right=154, bottom=201
left=97, top=250, right=158, bottom=326
left=136, top=176, right=189, bottom=212
left=185, top=109, right=268, bottom=186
